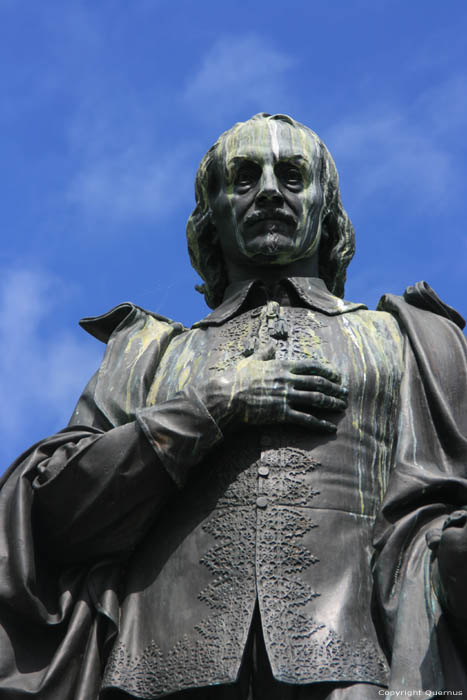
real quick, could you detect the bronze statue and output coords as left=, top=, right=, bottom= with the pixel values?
left=1, top=113, right=466, bottom=699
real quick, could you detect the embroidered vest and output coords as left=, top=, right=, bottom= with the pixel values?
left=103, top=304, right=404, bottom=698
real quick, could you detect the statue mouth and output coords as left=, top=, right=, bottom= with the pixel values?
left=244, top=209, right=297, bottom=228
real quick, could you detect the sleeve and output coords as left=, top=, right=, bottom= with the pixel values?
left=32, top=389, right=221, bottom=563
left=30, top=305, right=222, bottom=563
left=373, top=292, right=467, bottom=692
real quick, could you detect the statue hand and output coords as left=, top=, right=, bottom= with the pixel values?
left=199, top=344, right=347, bottom=433
left=426, top=508, right=467, bottom=619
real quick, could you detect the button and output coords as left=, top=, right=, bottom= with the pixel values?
left=258, top=465, right=269, bottom=477
left=260, top=435, right=272, bottom=447
left=256, top=496, right=268, bottom=509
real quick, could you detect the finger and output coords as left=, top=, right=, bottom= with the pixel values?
left=426, top=529, right=442, bottom=551
left=288, top=360, right=342, bottom=383
left=289, top=390, right=347, bottom=412
left=291, top=375, right=348, bottom=399
left=283, top=407, right=337, bottom=433
left=253, top=342, right=276, bottom=361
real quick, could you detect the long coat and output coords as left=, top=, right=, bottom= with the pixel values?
left=0, top=278, right=466, bottom=698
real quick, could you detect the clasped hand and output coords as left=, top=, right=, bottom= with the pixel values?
left=199, top=345, right=347, bottom=433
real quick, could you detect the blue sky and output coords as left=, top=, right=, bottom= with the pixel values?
left=1, top=0, right=467, bottom=469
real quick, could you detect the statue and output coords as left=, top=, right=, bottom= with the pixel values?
left=1, top=113, right=467, bottom=699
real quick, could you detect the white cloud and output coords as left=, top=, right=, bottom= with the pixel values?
left=67, top=143, right=195, bottom=224
left=0, top=268, right=102, bottom=466
left=184, top=34, right=296, bottom=123
left=326, top=111, right=452, bottom=205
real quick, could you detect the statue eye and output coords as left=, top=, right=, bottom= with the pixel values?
left=276, top=163, right=303, bottom=189
left=234, top=163, right=260, bottom=191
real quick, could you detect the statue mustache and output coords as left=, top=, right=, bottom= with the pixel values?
left=244, top=209, right=297, bottom=228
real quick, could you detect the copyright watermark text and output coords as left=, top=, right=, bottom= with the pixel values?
left=378, top=692, right=463, bottom=697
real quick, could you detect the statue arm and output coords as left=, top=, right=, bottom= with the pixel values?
left=31, top=355, right=344, bottom=565
left=26, top=306, right=223, bottom=564
left=31, top=381, right=222, bottom=564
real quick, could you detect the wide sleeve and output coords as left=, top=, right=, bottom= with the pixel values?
left=373, top=291, right=467, bottom=692
left=30, top=306, right=222, bottom=563
left=32, top=388, right=222, bottom=563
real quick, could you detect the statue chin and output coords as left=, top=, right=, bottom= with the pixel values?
left=239, top=224, right=322, bottom=269
left=249, top=236, right=282, bottom=261
left=241, top=233, right=299, bottom=265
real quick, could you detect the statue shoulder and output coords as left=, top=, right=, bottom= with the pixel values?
left=79, top=304, right=186, bottom=426
left=377, top=281, right=465, bottom=331
left=79, top=302, right=186, bottom=343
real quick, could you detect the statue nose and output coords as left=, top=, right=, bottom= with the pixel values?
left=256, top=184, right=284, bottom=207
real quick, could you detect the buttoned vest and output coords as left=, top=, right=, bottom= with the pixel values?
left=103, top=302, right=404, bottom=698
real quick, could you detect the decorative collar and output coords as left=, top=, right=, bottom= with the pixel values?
left=192, top=277, right=367, bottom=328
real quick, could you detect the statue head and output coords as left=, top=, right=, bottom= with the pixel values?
left=187, top=113, right=355, bottom=309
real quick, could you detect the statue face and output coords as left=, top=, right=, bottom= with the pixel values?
left=209, top=119, right=325, bottom=271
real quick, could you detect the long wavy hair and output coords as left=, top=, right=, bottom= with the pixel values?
left=186, top=113, right=355, bottom=309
